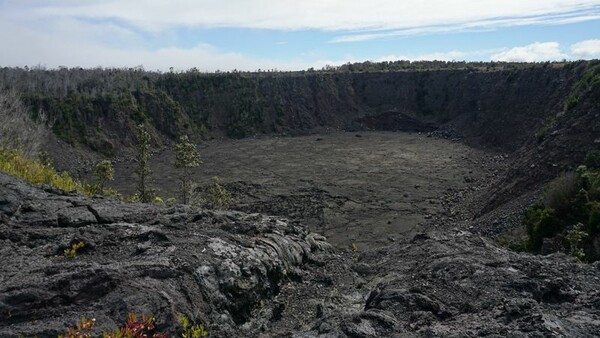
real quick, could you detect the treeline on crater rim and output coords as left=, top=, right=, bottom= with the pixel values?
left=0, top=60, right=592, bottom=149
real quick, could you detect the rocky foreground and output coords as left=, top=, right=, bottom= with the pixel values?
left=2, top=171, right=600, bottom=337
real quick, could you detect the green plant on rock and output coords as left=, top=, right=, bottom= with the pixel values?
left=102, top=313, right=167, bottom=338
left=534, top=116, right=557, bottom=143
left=59, top=316, right=96, bottom=338
left=64, top=241, right=85, bottom=259
left=134, top=124, right=154, bottom=203
left=178, top=314, right=208, bottom=338
left=542, top=172, right=579, bottom=213
left=524, top=204, right=560, bottom=251
left=94, top=159, right=114, bottom=191
left=0, top=149, right=121, bottom=198
left=496, top=230, right=529, bottom=253
left=565, top=223, right=588, bottom=261
left=127, top=193, right=142, bottom=203
left=565, top=94, right=579, bottom=110
left=38, top=151, right=53, bottom=167
left=127, top=195, right=175, bottom=204
left=128, top=194, right=168, bottom=204
left=61, top=313, right=167, bottom=338
left=585, top=150, right=600, bottom=169
left=522, top=163, right=600, bottom=261
left=193, top=176, right=232, bottom=210
left=1, top=149, right=75, bottom=191
left=534, top=128, right=548, bottom=143
left=175, top=135, right=201, bottom=205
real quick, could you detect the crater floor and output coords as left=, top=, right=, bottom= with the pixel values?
left=112, top=132, right=501, bottom=249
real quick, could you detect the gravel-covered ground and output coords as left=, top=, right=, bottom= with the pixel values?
left=103, top=132, right=506, bottom=249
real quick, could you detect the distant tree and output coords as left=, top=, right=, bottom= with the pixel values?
left=94, top=159, right=114, bottom=191
left=134, top=124, right=153, bottom=202
left=175, top=135, right=201, bottom=204
left=0, top=89, right=47, bottom=158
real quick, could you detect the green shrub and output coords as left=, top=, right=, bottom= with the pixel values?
left=127, top=193, right=142, bottom=203
left=102, top=313, right=167, bottom=338
left=38, top=151, right=53, bottom=167
left=585, top=150, right=600, bottom=169
left=0, top=149, right=121, bottom=198
left=64, top=241, right=85, bottom=259
left=94, top=159, right=114, bottom=191
left=524, top=204, right=560, bottom=251
left=178, top=314, right=208, bottom=338
left=565, top=223, right=588, bottom=262
left=534, top=116, right=556, bottom=143
left=0, top=149, right=90, bottom=195
left=60, top=313, right=210, bottom=338
left=534, top=127, right=548, bottom=143
left=522, top=165, right=600, bottom=261
left=127, top=194, right=173, bottom=204
left=543, top=172, right=578, bottom=213
left=61, top=313, right=167, bottom=338
left=193, top=176, right=233, bottom=210
left=59, top=316, right=95, bottom=338
left=568, top=63, right=600, bottom=104
left=588, top=201, right=600, bottom=234
left=565, top=94, right=579, bottom=110
left=500, top=236, right=530, bottom=252
left=579, top=165, right=600, bottom=200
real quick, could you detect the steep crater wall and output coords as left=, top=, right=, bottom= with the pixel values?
left=0, top=63, right=588, bottom=154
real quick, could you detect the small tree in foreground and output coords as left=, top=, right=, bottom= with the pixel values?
left=94, top=159, right=114, bottom=191
left=566, top=223, right=588, bottom=262
left=175, top=135, right=201, bottom=204
left=193, top=176, right=233, bottom=209
left=134, top=124, right=154, bottom=202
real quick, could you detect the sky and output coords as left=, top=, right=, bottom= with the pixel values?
left=1, top=0, right=600, bottom=72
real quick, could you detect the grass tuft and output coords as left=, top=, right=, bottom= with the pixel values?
left=0, top=149, right=111, bottom=197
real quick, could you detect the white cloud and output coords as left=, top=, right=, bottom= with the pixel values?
left=0, top=21, right=253, bottom=71
left=331, top=9, right=600, bottom=42
left=571, top=39, right=600, bottom=59
left=18, top=0, right=600, bottom=33
left=0, top=14, right=356, bottom=71
left=490, top=42, right=567, bottom=62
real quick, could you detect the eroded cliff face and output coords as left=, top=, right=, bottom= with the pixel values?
left=152, top=65, right=582, bottom=151
left=1, top=63, right=588, bottom=154
left=480, top=64, right=600, bottom=221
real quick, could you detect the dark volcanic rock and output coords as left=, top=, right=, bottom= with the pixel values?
left=0, top=172, right=332, bottom=337
left=2, top=172, right=600, bottom=337
left=300, top=231, right=600, bottom=337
